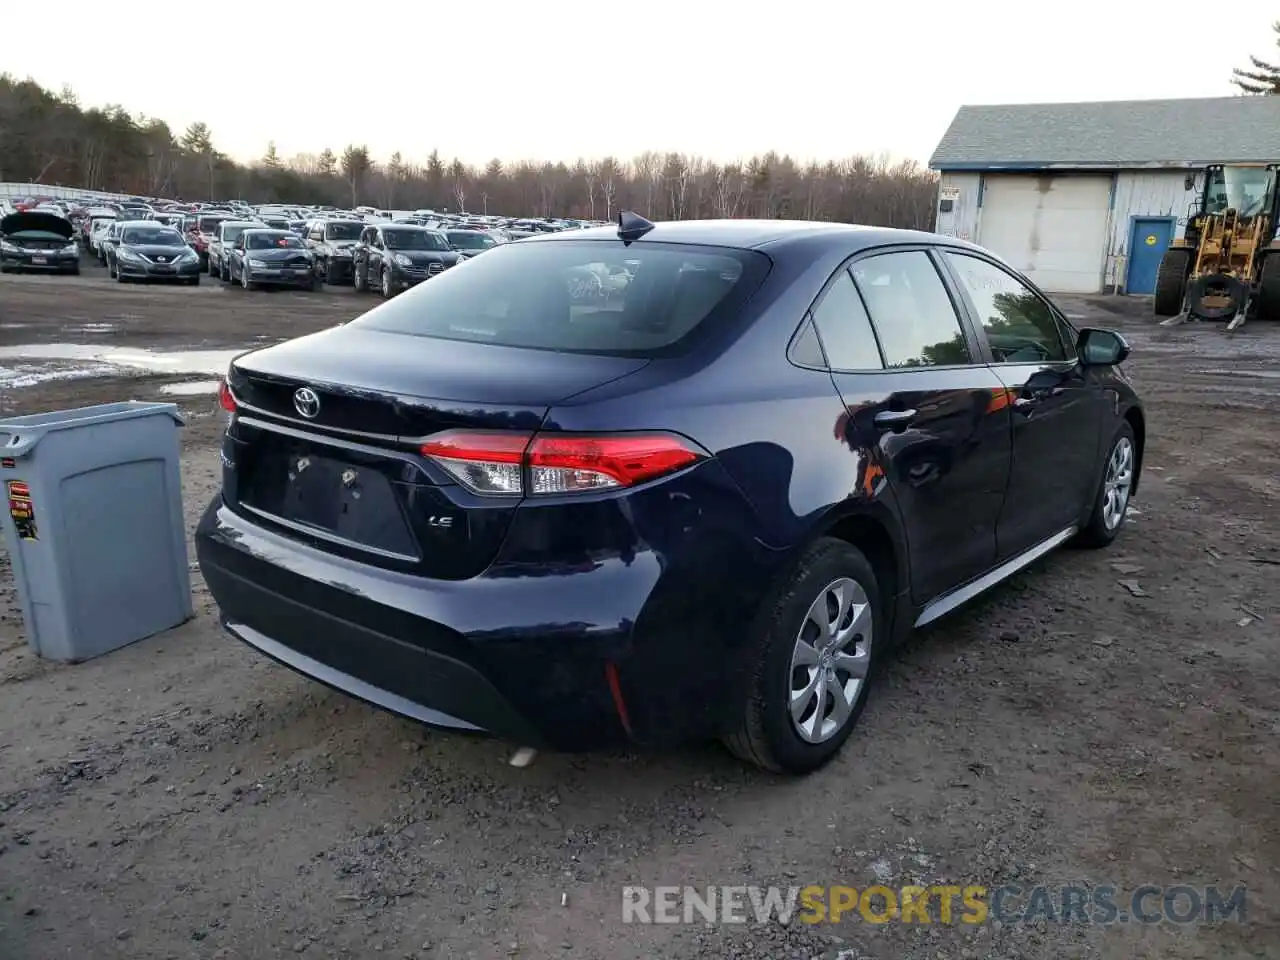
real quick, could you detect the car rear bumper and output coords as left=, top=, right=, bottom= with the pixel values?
left=195, top=471, right=778, bottom=751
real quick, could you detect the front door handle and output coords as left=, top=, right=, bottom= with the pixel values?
left=874, top=409, right=917, bottom=431
left=1013, top=397, right=1039, bottom=416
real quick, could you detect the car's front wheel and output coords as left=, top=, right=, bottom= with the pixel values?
left=1074, top=421, right=1136, bottom=548
left=725, top=537, right=880, bottom=774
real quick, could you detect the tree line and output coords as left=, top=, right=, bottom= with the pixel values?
left=0, top=75, right=938, bottom=229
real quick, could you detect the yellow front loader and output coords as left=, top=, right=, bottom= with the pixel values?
left=1154, top=163, right=1280, bottom=331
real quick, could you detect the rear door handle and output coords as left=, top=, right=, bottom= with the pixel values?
left=874, top=409, right=917, bottom=431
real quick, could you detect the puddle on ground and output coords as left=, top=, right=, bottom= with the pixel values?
left=1194, top=369, right=1280, bottom=380
left=65, top=323, right=117, bottom=334
left=160, top=380, right=222, bottom=396
left=0, top=344, right=243, bottom=388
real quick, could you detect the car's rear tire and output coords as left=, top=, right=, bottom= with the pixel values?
left=724, top=537, right=880, bottom=775
left=324, top=261, right=338, bottom=285
left=1072, top=421, right=1136, bottom=549
left=1153, top=249, right=1190, bottom=317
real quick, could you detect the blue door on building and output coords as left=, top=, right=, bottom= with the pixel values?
left=1126, top=217, right=1175, bottom=295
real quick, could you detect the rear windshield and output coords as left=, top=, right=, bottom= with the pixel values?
left=350, top=240, right=770, bottom=358
left=198, top=216, right=228, bottom=233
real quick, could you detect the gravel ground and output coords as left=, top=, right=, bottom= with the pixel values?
left=0, top=269, right=1277, bottom=960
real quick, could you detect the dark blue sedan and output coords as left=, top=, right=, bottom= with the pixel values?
left=196, top=214, right=1145, bottom=774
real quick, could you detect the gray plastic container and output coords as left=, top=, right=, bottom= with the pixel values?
left=0, top=401, right=193, bottom=662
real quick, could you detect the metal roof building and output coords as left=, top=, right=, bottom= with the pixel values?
left=928, top=97, right=1280, bottom=294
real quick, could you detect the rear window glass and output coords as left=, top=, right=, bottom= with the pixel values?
left=198, top=216, right=227, bottom=232
left=349, top=240, right=770, bottom=358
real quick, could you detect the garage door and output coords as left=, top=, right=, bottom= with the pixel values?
left=977, top=175, right=1111, bottom=294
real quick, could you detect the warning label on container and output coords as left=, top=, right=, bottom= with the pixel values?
left=7, top=480, right=37, bottom=541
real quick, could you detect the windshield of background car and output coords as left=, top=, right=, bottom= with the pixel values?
left=384, top=229, right=450, bottom=251
left=221, top=225, right=254, bottom=243
left=198, top=216, right=228, bottom=233
left=122, top=226, right=184, bottom=245
left=324, top=222, right=362, bottom=241
left=446, top=230, right=495, bottom=250
left=350, top=240, right=770, bottom=358
left=246, top=232, right=304, bottom=250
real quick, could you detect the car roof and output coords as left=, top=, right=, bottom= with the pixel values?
left=532, top=218, right=946, bottom=252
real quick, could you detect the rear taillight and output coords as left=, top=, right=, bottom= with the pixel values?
left=419, top=430, right=704, bottom=497
left=218, top=379, right=237, bottom=413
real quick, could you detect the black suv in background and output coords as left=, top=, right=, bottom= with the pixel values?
left=305, top=219, right=364, bottom=284
left=353, top=224, right=464, bottom=298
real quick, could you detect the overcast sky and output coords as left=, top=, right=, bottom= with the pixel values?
left=6, top=1, right=1278, bottom=168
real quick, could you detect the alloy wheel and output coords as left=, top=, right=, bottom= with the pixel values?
left=1102, top=436, right=1134, bottom=530
left=789, top=577, right=872, bottom=744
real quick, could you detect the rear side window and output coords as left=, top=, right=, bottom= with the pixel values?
left=850, top=251, right=971, bottom=367
left=944, top=253, right=1068, bottom=363
left=351, top=240, right=770, bottom=358
left=809, top=269, right=883, bottom=370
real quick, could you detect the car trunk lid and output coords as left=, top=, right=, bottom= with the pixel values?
left=224, top=325, right=648, bottom=579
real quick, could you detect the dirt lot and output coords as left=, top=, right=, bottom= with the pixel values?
left=0, top=268, right=1278, bottom=960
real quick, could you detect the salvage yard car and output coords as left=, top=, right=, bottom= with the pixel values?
left=227, top=229, right=317, bottom=291
left=210, top=220, right=264, bottom=281
left=0, top=211, right=82, bottom=274
left=352, top=223, right=464, bottom=298
left=305, top=218, right=364, bottom=284
left=196, top=215, right=1145, bottom=775
left=112, top=222, right=201, bottom=285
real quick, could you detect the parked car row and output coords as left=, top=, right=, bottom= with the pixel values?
left=2, top=190, right=600, bottom=287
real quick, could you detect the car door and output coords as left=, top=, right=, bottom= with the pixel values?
left=367, top=230, right=385, bottom=280
left=939, top=250, right=1106, bottom=559
left=814, top=248, right=1014, bottom=604
left=354, top=227, right=373, bottom=284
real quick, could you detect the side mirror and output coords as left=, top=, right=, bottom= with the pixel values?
left=1078, top=328, right=1130, bottom=366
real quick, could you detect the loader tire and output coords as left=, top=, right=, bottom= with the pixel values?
left=1153, top=249, right=1190, bottom=317
left=1256, top=253, right=1280, bottom=323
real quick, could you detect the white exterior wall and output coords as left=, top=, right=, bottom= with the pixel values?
left=933, top=167, right=1220, bottom=293
left=934, top=173, right=981, bottom=241
left=1107, top=168, right=1203, bottom=260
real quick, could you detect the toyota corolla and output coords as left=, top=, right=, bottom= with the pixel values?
left=196, top=215, right=1144, bottom=774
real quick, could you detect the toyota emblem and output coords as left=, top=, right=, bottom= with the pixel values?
left=293, top=387, right=321, bottom=419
